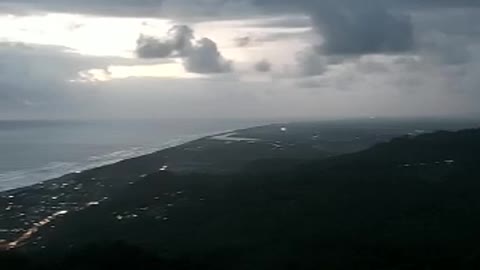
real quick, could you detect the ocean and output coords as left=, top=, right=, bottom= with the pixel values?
left=0, top=119, right=265, bottom=192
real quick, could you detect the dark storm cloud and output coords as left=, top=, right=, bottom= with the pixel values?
left=253, top=0, right=480, bottom=58
left=136, top=25, right=232, bottom=74
left=0, top=42, right=143, bottom=118
left=253, top=0, right=415, bottom=56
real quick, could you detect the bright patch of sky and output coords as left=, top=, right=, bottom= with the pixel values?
left=0, top=13, right=312, bottom=81
left=0, top=13, right=173, bottom=57
left=73, top=63, right=207, bottom=83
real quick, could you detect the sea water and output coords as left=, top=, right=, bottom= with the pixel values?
left=0, top=119, right=264, bottom=192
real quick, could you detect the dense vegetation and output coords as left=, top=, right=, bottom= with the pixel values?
left=3, top=128, right=480, bottom=269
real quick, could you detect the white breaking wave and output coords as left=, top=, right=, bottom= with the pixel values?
left=0, top=134, right=205, bottom=192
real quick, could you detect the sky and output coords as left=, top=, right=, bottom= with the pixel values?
left=0, top=0, right=479, bottom=120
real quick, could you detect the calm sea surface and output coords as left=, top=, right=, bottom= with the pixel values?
left=0, top=119, right=265, bottom=191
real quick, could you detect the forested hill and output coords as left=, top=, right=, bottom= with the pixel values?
left=4, top=128, right=480, bottom=270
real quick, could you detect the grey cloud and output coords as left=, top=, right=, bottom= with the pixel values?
left=252, top=0, right=480, bottom=58
left=136, top=25, right=232, bottom=74
left=184, top=38, right=232, bottom=73
left=168, top=25, right=195, bottom=55
left=136, top=35, right=175, bottom=58
left=0, top=43, right=95, bottom=117
left=355, top=58, right=391, bottom=74
left=421, top=33, right=472, bottom=66
left=296, top=48, right=327, bottom=77
left=2, top=0, right=480, bottom=18
left=401, top=0, right=480, bottom=8
left=297, top=78, right=327, bottom=89
left=254, top=59, right=272, bottom=72
left=412, top=9, right=480, bottom=67
left=136, top=25, right=194, bottom=58
left=311, top=4, right=414, bottom=55
left=253, top=0, right=480, bottom=12
left=255, top=0, right=415, bottom=56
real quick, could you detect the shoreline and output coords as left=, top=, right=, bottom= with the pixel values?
left=2, top=117, right=475, bottom=196
left=0, top=124, right=279, bottom=248
left=2, top=119, right=477, bottom=248
left=0, top=128, right=250, bottom=195
left=0, top=127, right=269, bottom=250
left=2, top=117, right=476, bottom=195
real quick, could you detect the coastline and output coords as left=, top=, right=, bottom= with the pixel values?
left=0, top=127, right=250, bottom=249
left=0, top=127, right=270, bottom=250
left=0, top=123, right=287, bottom=249
left=0, top=128, right=244, bottom=195
left=2, top=119, right=476, bottom=250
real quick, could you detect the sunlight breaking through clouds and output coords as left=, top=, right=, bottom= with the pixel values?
left=0, top=13, right=173, bottom=57
left=0, top=12, right=313, bottom=81
left=72, top=63, right=206, bottom=83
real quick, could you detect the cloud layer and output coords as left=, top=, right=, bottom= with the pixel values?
left=136, top=25, right=231, bottom=73
left=1, top=0, right=480, bottom=119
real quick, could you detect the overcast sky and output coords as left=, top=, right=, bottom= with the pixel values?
left=0, top=0, right=479, bottom=120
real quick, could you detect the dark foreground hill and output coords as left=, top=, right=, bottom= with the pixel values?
left=3, top=128, right=480, bottom=269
